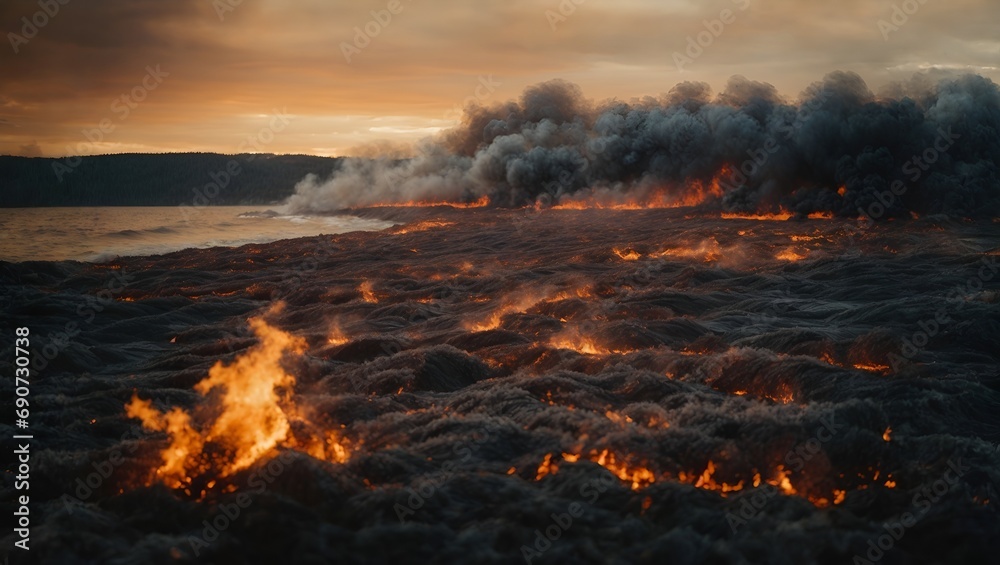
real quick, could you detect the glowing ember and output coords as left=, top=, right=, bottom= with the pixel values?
left=549, top=334, right=610, bottom=355
left=467, top=289, right=550, bottom=331
left=127, top=317, right=350, bottom=489
left=721, top=211, right=794, bottom=221
left=883, top=427, right=892, bottom=442
left=359, top=281, right=378, bottom=303
left=535, top=453, right=558, bottom=480
left=535, top=450, right=655, bottom=490
left=327, top=322, right=350, bottom=346
left=680, top=460, right=745, bottom=494
left=653, top=238, right=723, bottom=262
left=613, top=248, right=642, bottom=261
left=392, top=220, right=456, bottom=234
left=854, top=362, right=891, bottom=375
left=775, top=248, right=808, bottom=262
left=368, top=196, right=490, bottom=209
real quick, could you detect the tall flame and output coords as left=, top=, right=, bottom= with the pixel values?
left=127, top=317, right=349, bottom=489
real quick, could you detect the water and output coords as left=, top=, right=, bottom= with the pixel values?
left=0, top=206, right=395, bottom=262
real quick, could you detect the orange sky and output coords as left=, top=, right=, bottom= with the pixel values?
left=2, top=0, right=998, bottom=157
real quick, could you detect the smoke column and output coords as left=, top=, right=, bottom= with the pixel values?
left=286, top=72, right=1000, bottom=219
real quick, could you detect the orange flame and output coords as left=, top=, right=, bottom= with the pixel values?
left=359, top=281, right=378, bottom=303
left=127, top=318, right=350, bottom=489
left=367, top=196, right=490, bottom=209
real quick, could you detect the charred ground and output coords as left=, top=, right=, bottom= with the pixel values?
left=1, top=208, right=999, bottom=564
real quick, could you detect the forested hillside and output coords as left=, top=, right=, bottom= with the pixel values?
left=0, top=153, right=341, bottom=206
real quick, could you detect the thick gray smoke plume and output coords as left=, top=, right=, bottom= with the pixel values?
left=286, top=72, right=1000, bottom=219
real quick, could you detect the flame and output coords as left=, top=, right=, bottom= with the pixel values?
left=368, top=196, right=490, bottom=209
left=553, top=170, right=728, bottom=210
left=391, top=220, right=456, bottom=234
left=721, top=210, right=794, bottom=221
left=613, top=248, right=642, bottom=261
left=833, top=489, right=846, bottom=504
left=775, top=248, right=808, bottom=262
left=535, top=450, right=654, bottom=490
left=535, top=453, right=558, bottom=480
left=679, top=460, right=745, bottom=494
left=883, top=427, right=892, bottom=442
left=653, top=238, right=723, bottom=262
left=359, top=281, right=378, bottom=303
left=853, top=362, right=891, bottom=375
left=591, top=449, right=656, bottom=490
left=327, top=322, right=350, bottom=346
left=127, top=318, right=350, bottom=489
left=466, top=288, right=550, bottom=331
left=549, top=334, right=609, bottom=355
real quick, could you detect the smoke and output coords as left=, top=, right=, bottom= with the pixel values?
left=286, top=72, right=1000, bottom=218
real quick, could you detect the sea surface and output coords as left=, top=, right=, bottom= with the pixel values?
left=0, top=206, right=395, bottom=262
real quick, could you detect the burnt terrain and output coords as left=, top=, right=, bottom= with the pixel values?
left=2, top=207, right=999, bottom=564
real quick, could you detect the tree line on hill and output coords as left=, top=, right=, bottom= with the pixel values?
left=0, top=153, right=342, bottom=207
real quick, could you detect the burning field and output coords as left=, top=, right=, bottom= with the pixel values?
left=2, top=205, right=999, bottom=564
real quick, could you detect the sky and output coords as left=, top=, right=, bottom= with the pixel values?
left=1, top=0, right=998, bottom=158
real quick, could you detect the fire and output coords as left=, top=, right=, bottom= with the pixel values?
left=883, top=427, right=892, bottom=442
left=368, top=196, right=490, bottom=209
left=808, top=211, right=834, bottom=219
left=327, top=323, right=350, bottom=346
left=613, top=248, right=642, bottom=261
left=549, top=334, right=610, bottom=355
left=391, top=220, right=456, bottom=234
left=775, top=248, right=808, bottom=262
left=721, top=210, right=794, bottom=221
left=653, top=238, right=723, bottom=262
left=553, top=169, right=728, bottom=210
left=853, top=362, right=891, bottom=375
left=127, top=318, right=350, bottom=489
left=535, top=453, right=558, bottom=480
left=535, top=450, right=655, bottom=490
left=770, top=465, right=797, bottom=495
left=466, top=289, right=550, bottom=331
left=678, top=460, right=745, bottom=495
left=359, top=281, right=378, bottom=303
left=591, top=449, right=656, bottom=490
